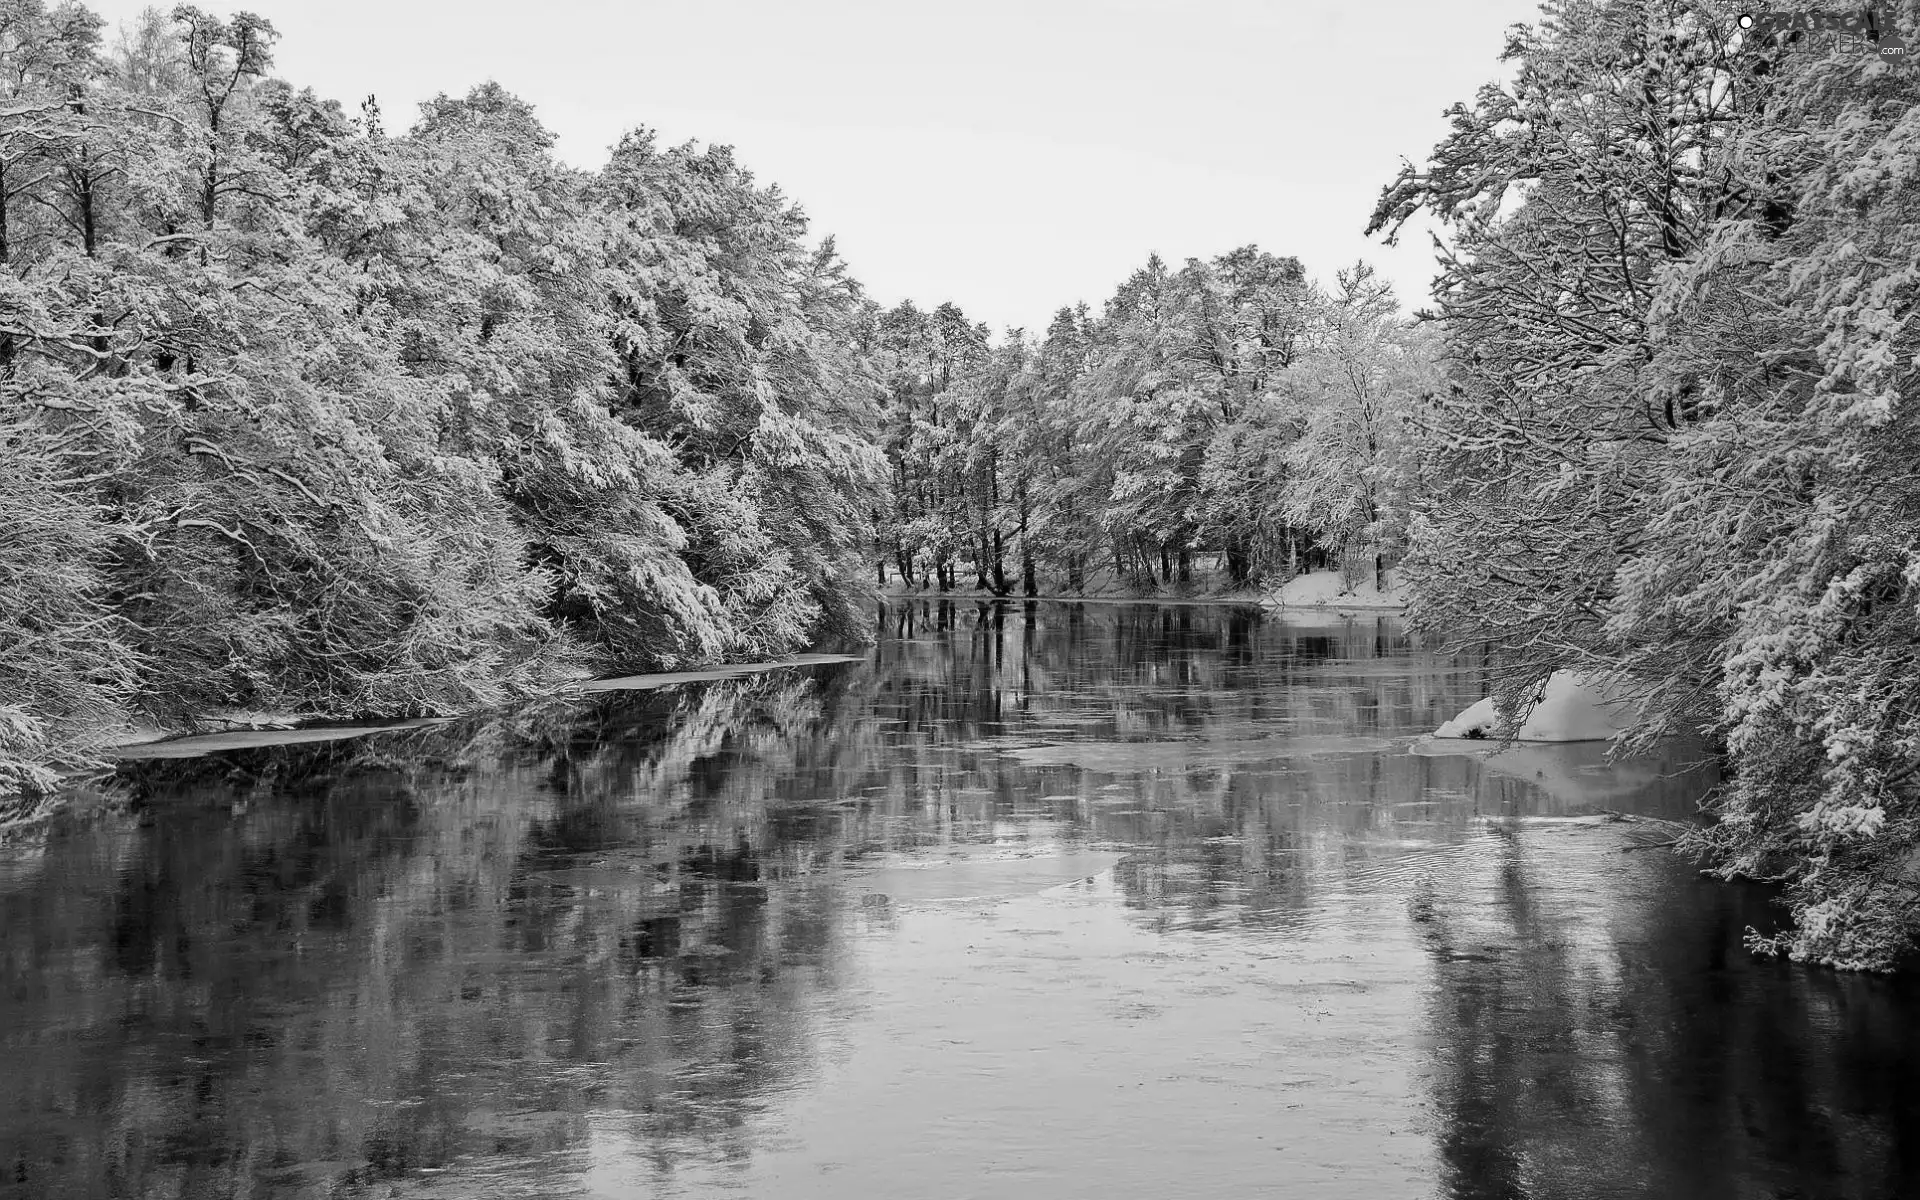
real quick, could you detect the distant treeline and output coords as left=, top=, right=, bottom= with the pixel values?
left=866, top=253, right=1431, bottom=596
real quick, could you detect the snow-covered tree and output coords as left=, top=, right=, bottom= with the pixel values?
left=0, top=4, right=892, bottom=792
left=1278, top=263, right=1434, bottom=591
left=1376, top=0, right=1920, bottom=968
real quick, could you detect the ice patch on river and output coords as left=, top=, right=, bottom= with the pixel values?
left=113, top=718, right=457, bottom=759
left=1412, top=735, right=1715, bottom=814
left=1002, top=734, right=1403, bottom=772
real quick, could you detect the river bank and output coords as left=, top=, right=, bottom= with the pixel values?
left=880, top=569, right=1410, bottom=612
left=880, top=588, right=1270, bottom=606
left=79, top=654, right=867, bottom=765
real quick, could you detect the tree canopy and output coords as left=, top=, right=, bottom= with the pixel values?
left=1375, top=0, right=1920, bottom=969
left=0, top=2, right=885, bottom=789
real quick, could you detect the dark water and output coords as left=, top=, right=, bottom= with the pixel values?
left=3, top=602, right=1918, bottom=1199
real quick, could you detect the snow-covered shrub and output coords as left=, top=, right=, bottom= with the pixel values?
left=0, top=418, right=141, bottom=794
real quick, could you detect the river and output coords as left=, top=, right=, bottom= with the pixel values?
left=3, top=601, right=1917, bottom=1199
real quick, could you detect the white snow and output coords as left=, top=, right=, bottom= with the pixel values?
left=1261, top=569, right=1408, bottom=611
left=115, top=720, right=455, bottom=760
left=107, top=655, right=868, bottom=760
left=104, top=721, right=173, bottom=749
left=1431, top=669, right=1631, bottom=742
left=101, top=708, right=301, bottom=752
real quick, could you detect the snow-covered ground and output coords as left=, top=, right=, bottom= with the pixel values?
left=101, top=709, right=303, bottom=751
left=1431, top=669, right=1631, bottom=742
left=1261, top=570, right=1408, bottom=611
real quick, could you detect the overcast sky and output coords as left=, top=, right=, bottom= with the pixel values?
left=82, top=0, right=1543, bottom=334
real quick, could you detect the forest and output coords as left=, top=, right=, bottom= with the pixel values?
left=2, top=0, right=1918, bottom=969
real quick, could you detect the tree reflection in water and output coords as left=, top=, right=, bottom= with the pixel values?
left=1409, top=813, right=1920, bottom=1200
left=1, top=675, right=873, bottom=1198
left=1, top=601, right=1916, bottom=1199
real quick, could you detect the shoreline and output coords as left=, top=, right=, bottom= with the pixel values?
left=878, top=589, right=1408, bottom=614
left=102, top=652, right=868, bottom=762
left=77, top=586, right=1412, bottom=771
left=880, top=590, right=1265, bottom=607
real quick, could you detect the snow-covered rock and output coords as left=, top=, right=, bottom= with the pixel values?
left=1432, top=669, right=1630, bottom=742
left=1262, top=569, right=1407, bottom=610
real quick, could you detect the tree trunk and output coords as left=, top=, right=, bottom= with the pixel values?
left=1017, top=488, right=1037, bottom=596
left=1225, top=542, right=1250, bottom=585
left=991, top=529, right=1010, bottom=596
left=0, top=165, right=10, bottom=378
left=1178, top=546, right=1191, bottom=584
left=80, top=170, right=97, bottom=257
